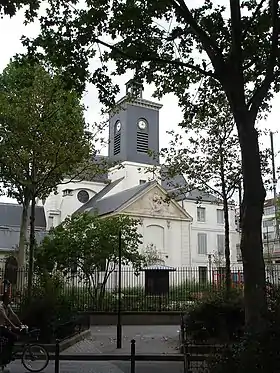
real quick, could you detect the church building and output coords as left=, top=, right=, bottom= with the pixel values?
left=40, top=80, right=240, bottom=273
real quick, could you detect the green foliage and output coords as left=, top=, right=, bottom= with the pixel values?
left=36, top=213, right=144, bottom=303
left=162, top=99, right=241, bottom=200
left=0, top=0, right=40, bottom=18
left=0, top=59, right=93, bottom=204
left=184, top=289, right=244, bottom=343
left=25, top=0, right=280, bottom=114
left=24, top=0, right=280, bottom=327
left=19, top=273, right=77, bottom=342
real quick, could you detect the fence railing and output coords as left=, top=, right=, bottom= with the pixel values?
left=1, top=266, right=279, bottom=312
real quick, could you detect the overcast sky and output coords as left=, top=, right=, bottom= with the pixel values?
left=0, top=6, right=279, bottom=203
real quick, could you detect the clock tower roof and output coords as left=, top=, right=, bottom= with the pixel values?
left=117, top=79, right=163, bottom=111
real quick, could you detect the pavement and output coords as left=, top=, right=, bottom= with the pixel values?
left=4, top=326, right=204, bottom=372
left=7, top=360, right=185, bottom=373
left=61, top=325, right=181, bottom=355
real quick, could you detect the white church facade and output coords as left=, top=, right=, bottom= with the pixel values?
left=39, top=80, right=240, bottom=274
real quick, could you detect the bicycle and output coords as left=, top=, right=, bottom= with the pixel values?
left=0, top=325, right=49, bottom=372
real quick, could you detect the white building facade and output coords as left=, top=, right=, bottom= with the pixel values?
left=40, top=80, right=240, bottom=277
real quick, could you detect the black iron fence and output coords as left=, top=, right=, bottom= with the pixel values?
left=1, top=266, right=279, bottom=312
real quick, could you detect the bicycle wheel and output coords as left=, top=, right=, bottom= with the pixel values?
left=21, top=344, right=49, bottom=372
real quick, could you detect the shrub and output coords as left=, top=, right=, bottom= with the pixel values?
left=19, top=273, right=77, bottom=342
left=183, top=288, right=244, bottom=343
left=207, top=285, right=280, bottom=372
left=208, top=326, right=280, bottom=373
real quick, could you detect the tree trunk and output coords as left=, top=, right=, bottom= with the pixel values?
left=238, top=122, right=267, bottom=330
left=27, top=194, right=36, bottom=300
left=223, top=197, right=231, bottom=295
left=219, top=141, right=231, bottom=295
left=18, top=196, right=31, bottom=268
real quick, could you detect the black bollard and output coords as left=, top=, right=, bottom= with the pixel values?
left=130, top=339, right=136, bottom=373
left=55, top=339, right=60, bottom=373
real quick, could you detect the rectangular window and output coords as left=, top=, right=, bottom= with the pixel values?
left=217, top=209, right=224, bottom=224
left=198, top=233, right=207, bottom=254
left=217, top=234, right=225, bottom=256
left=263, top=219, right=274, bottom=228
left=264, top=206, right=275, bottom=216
left=48, top=216, right=54, bottom=229
left=236, top=243, right=242, bottom=261
left=197, top=207, right=206, bottom=222
left=199, top=266, right=207, bottom=284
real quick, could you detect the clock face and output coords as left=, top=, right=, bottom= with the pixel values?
left=115, top=120, right=121, bottom=132
left=138, top=119, right=147, bottom=130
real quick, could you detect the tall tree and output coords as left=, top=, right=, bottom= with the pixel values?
left=26, top=0, right=280, bottom=329
left=163, top=98, right=242, bottom=295
left=0, top=59, right=102, bottom=279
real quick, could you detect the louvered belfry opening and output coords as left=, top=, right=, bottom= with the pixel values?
left=114, top=133, right=121, bottom=155
left=137, top=131, right=148, bottom=153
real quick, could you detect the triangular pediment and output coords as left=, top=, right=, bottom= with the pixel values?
left=117, top=183, right=192, bottom=221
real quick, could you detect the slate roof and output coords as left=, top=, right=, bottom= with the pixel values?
left=184, top=189, right=220, bottom=203
left=161, top=167, right=218, bottom=203
left=79, top=180, right=155, bottom=216
left=0, top=203, right=47, bottom=251
left=0, top=203, right=46, bottom=228
left=75, top=177, right=125, bottom=214
left=68, top=154, right=109, bottom=183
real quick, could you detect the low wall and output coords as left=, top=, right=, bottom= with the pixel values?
left=86, top=312, right=182, bottom=325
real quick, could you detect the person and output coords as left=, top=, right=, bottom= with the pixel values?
left=0, top=292, right=22, bottom=365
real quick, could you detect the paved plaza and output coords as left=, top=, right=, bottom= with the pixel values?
left=7, top=360, right=185, bottom=373
left=62, top=325, right=181, bottom=355
left=6, top=325, right=202, bottom=372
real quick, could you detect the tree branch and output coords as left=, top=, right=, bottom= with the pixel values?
left=242, top=0, right=268, bottom=42
left=248, top=0, right=279, bottom=120
left=170, top=0, right=224, bottom=72
left=94, top=38, right=217, bottom=80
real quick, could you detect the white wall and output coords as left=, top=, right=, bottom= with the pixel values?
left=183, top=199, right=240, bottom=268
left=107, top=161, right=161, bottom=197
left=41, top=179, right=106, bottom=229
left=104, top=215, right=192, bottom=289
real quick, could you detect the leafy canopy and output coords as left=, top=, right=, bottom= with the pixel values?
left=36, top=212, right=144, bottom=276
left=24, top=0, right=280, bottom=118
left=0, top=0, right=40, bottom=18
left=0, top=59, right=93, bottom=203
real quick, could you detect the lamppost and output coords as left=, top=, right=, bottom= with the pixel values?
left=116, top=230, right=122, bottom=349
left=208, top=254, right=212, bottom=285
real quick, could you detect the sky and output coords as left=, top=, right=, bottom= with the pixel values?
left=0, top=4, right=279, bottom=203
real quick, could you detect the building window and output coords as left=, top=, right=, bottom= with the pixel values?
left=48, top=216, right=54, bottom=229
left=263, top=231, right=275, bottom=241
left=199, top=266, right=207, bottom=284
left=217, top=234, right=225, bottom=256
left=197, top=207, right=206, bottom=222
left=263, top=219, right=274, bottom=228
left=77, top=190, right=90, bottom=204
left=62, top=189, right=73, bottom=197
left=198, top=233, right=207, bottom=254
left=264, top=206, right=275, bottom=215
left=217, top=209, right=224, bottom=224
left=236, top=243, right=242, bottom=261
left=139, top=179, right=146, bottom=185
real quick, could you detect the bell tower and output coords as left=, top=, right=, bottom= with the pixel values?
left=108, top=80, right=162, bottom=166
